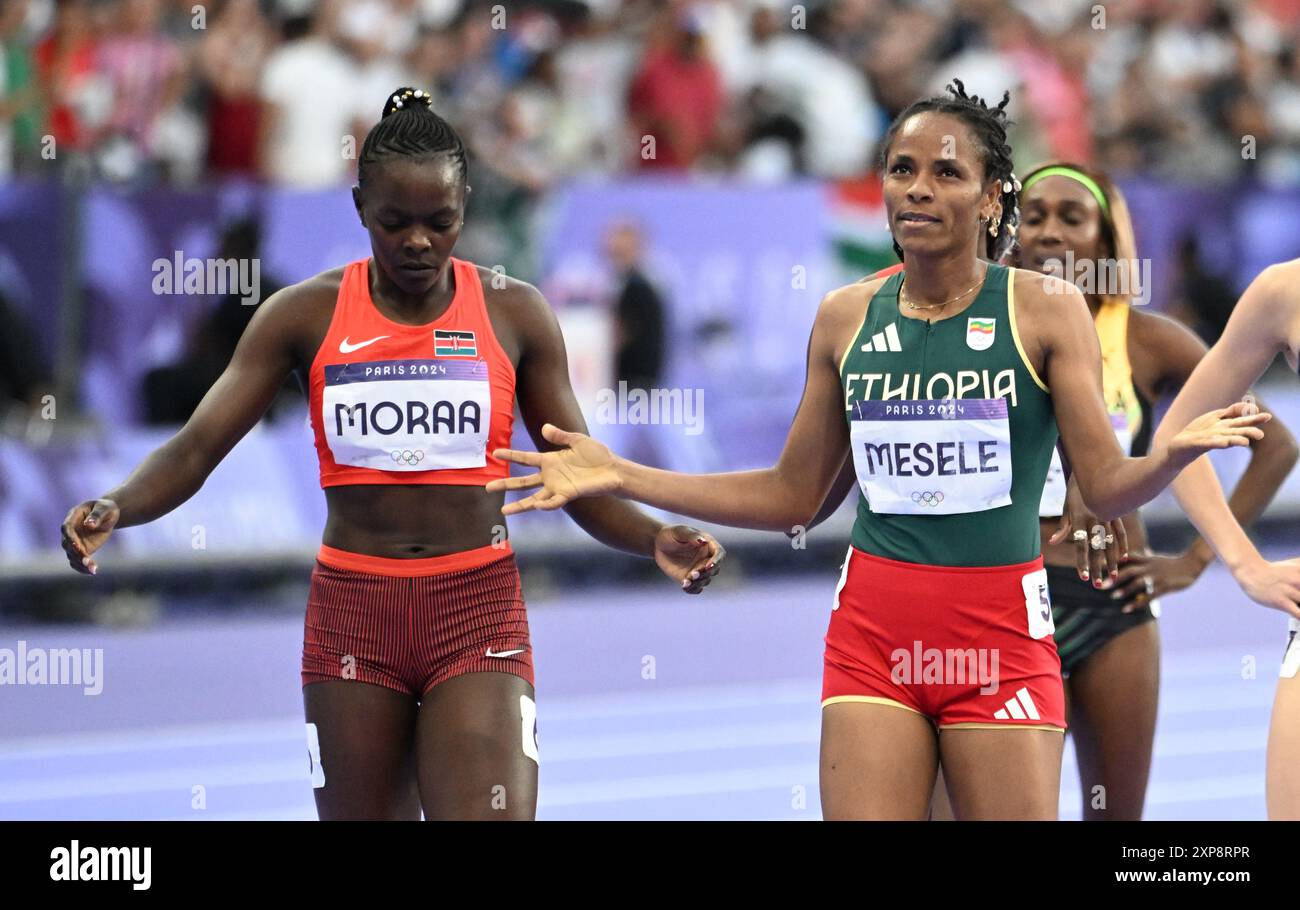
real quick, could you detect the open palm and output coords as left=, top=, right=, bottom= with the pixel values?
left=1169, top=400, right=1270, bottom=460
left=487, top=424, right=622, bottom=515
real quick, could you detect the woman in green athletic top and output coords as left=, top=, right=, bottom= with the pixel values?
left=487, top=82, right=1270, bottom=819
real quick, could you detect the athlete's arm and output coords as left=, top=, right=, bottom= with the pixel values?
left=800, top=453, right=855, bottom=533
left=60, top=282, right=307, bottom=573
left=1030, top=270, right=1266, bottom=521
left=506, top=279, right=721, bottom=590
left=508, top=279, right=662, bottom=555
left=1151, top=261, right=1300, bottom=613
left=491, top=283, right=862, bottom=531
left=1131, top=309, right=1297, bottom=572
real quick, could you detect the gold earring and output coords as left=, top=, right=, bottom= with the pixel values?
left=988, top=218, right=1000, bottom=237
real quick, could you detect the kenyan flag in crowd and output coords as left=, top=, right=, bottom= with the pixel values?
left=435, top=330, right=477, bottom=357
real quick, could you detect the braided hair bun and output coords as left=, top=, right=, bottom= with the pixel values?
left=382, top=86, right=435, bottom=119
left=359, top=86, right=468, bottom=189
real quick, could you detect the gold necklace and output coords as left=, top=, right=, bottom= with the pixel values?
left=900, top=264, right=988, bottom=312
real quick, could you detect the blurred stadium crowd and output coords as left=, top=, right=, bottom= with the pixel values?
left=3, top=0, right=1299, bottom=426
left=0, top=0, right=1298, bottom=189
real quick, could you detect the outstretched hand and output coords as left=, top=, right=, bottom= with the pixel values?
left=486, top=423, right=621, bottom=515
left=1168, top=400, right=1270, bottom=463
left=1232, top=556, right=1300, bottom=620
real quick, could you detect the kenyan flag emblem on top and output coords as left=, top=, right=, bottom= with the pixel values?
left=435, top=330, right=477, bottom=357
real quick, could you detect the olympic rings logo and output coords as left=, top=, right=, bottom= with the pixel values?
left=910, top=491, right=944, bottom=506
left=391, top=449, right=425, bottom=466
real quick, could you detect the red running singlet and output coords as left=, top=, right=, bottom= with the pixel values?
left=308, top=257, right=516, bottom=488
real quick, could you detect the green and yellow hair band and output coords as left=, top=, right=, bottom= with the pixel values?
left=1020, top=166, right=1110, bottom=217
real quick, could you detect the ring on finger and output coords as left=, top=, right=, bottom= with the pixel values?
left=1143, top=577, right=1155, bottom=596
left=1089, top=525, right=1106, bottom=551
left=1072, top=529, right=1087, bottom=542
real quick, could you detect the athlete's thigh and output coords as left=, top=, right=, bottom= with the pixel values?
left=931, top=680, right=1075, bottom=822
left=930, top=766, right=955, bottom=821
left=1067, top=620, right=1159, bottom=820
left=1267, top=672, right=1300, bottom=819
left=303, top=680, right=422, bottom=821
left=820, top=702, right=939, bottom=820
left=415, top=671, right=538, bottom=821
left=938, top=727, right=1064, bottom=820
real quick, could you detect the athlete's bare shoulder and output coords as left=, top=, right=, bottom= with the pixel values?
left=1246, top=258, right=1300, bottom=341
left=474, top=264, right=551, bottom=363
left=1009, top=265, right=1088, bottom=338
left=1127, top=305, right=1203, bottom=349
left=1009, top=265, right=1087, bottom=311
left=814, top=275, right=891, bottom=366
left=258, top=265, right=345, bottom=316
left=248, top=265, right=347, bottom=370
left=821, top=274, right=891, bottom=325
left=1256, top=256, right=1300, bottom=295
left=475, top=264, right=546, bottom=312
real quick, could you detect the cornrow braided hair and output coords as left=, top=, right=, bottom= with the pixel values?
left=357, top=86, right=469, bottom=190
left=879, top=79, right=1021, bottom=263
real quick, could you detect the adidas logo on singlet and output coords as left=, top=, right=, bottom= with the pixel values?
left=860, top=323, right=902, bottom=353
left=993, top=686, right=1041, bottom=721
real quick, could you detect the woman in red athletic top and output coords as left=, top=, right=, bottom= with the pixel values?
left=59, top=87, right=724, bottom=821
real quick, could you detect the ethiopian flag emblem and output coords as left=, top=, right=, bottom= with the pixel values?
left=966, top=318, right=996, bottom=351
left=434, top=330, right=477, bottom=357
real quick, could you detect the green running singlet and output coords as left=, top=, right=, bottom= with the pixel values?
left=839, top=263, right=1058, bottom=567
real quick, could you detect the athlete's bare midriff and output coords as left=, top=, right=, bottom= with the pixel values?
left=322, top=484, right=509, bottom=556
left=288, top=263, right=523, bottom=559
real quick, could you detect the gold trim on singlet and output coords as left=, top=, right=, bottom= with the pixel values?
left=1007, top=268, right=1050, bottom=393
left=1094, top=299, right=1145, bottom=446
left=838, top=296, right=871, bottom=378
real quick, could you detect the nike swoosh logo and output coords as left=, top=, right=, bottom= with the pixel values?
left=485, top=647, right=526, bottom=658
left=339, top=335, right=389, bottom=353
